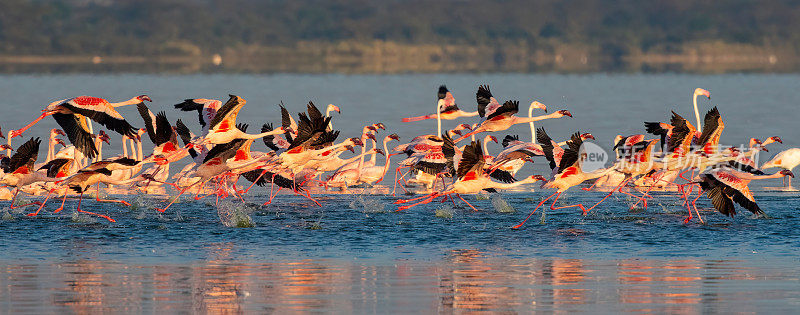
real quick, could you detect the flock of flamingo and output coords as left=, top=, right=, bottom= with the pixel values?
left=0, top=85, right=798, bottom=227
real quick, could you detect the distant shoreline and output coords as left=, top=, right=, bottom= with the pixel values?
left=0, top=41, right=796, bottom=74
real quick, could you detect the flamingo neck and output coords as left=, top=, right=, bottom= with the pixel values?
left=528, top=104, right=536, bottom=143
left=436, top=100, right=442, bottom=137
left=693, top=92, right=702, bottom=133
left=6, top=131, right=11, bottom=156
left=110, top=97, right=141, bottom=107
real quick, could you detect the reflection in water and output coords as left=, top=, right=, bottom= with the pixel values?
left=0, top=255, right=797, bottom=313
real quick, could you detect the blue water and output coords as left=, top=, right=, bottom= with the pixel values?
left=1, top=74, right=800, bottom=312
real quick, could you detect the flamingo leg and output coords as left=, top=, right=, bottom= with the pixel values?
left=74, top=191, right=116, bottom=222
left=95, top=184, right=131, bottom=207
left=53, top=192, right=68, bottom=213
left=549, top=191, right=588, bottom=213
left=8, top=188, right=42, bottom=209
left=27, top=189, right=54, bottom=217
left=456, top=194, right=478, bottom=211
left=585, top=177, right=631, bottom=215
left=397, top=192, right=439, bottom=211
left=156, top=183, right=195, bottom=213
left=11, top=112, right=51, bottom=138
left=512, top=191, right=558, bottom=229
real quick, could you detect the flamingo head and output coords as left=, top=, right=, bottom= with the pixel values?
left=350, top=137, right=364, bottom=146
left=765, top=136, right=783, bottom=145
left=694, top=88, right=711, bottom=99
left=725, top=146, right=740, bottom=156
left=486, top=135, right=498, bottom=144
left=388, top=134, right=400, bottom=141
left=0, top=144, right=13, bottom=151
left=530, top=101, right=548, bottom=113
left=557, top=110, right=572, bottom=117
left=365, top=125, right=377, bottom=132
left=327, top=104, right=341, bottom=114
left=375, top=148, right=386, bottom=156
left=137, top=95, right=152, bottom=102
left=451, top=129, right=463, bottom=136
left=375, top=123, right=386, bottom=130
left=580, top=133, right=595, bottom=140
left=759, top=145, right=769, bottom=152
left=98, top=131, right=111, bottom=144
left=55, top=138, right=66, bottom=148
left=366, top=133, right=377, bottom=142
left=52, top=129, right=66, bottom=137
left=749, top=138, right=762, bottom=148
left=459, top=123, right=473, bottom=131
left=781, top=170, right=795, bottom=178
left=344, top=145, right=355, bottom=153
left=530, top=175, right=547, bottom=182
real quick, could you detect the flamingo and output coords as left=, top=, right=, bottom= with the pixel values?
left=761, top=148, right=800, bottom=188
left=44, top=129, right=66, bottom=163
left=513, top=133, right=614, bottom=229
left=200, top=95, right=286, bottom=145
left=358, top=134, right=401, bottom=185
left=0, top=138, right=59, bottom=209
left=395, top=140, right=546, bottom=211
left=326, top=104, right=341, bottom=130
left=33, top=161, right=140, bottom=222
left=697, top=168, right=794, bottom=219
left=402, top=85, right=479, bottom=125
left=174, top=98, right=222, bottom=135
left=11, top=95, right=147, bottom=158
left=456, top=85, right=570, bottom=143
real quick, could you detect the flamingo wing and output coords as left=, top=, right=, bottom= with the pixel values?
left=209, top=95, right=246, bottom=132
left=697, top=106, right=725, bottom=146
left=485, top=100, right=518, bottom=121
left=476, top=85, right=498, bottom=118
left=38, top=158, right=72, bottom=178
left=667, top=111, right=695, bottom=154
left=537, top=127, right=560, bottom=171
left=5, top=137, right=40, bottom=174
left=52, top=113, right=97, bottom=159
left=457, top=140, right=484, bottom=179
left=558, top=133, right=583, bottom=172
left=62, top=98, right=137, bottom=137
left=174, top=98, right=221, bottom=127
left=414, top=150, right=447, bottom=175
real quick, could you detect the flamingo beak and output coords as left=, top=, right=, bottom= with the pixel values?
left=56, top=139, right=66, bottom=147
left=583, top=133, right=595, bottom=140
left=345, top=145, right=355, bottom=153
left=54, top=129, right=66, bottom=136
left=460, top=124, right=473, bottom=131
left=367, top=133, right=377, bottom=141
left=558, top=110, right=572, bottom=117
left=351, top=138, right=364, bottom=146
left=389, top=134, right=400, bottom=141
left=375, top=148, right=385, bottom=156
left=375, top=123, right=385, bottom=130
left=452, top=130, right=462, bottom=136
left=331, top=105, right=341, bottom=114
left=490, top=136, right=498, bottom=143
left=760, top=145, right=768, bottom=152
left=772, top=136, right=783, bottom=144
left=782, top=170, right=795, bottom=178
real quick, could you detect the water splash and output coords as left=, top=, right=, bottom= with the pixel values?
left=70, top=211, right=97, bottom=223
left=491, top=194, right=515, bottom=213
left=217, top=200, right=254, bottom=227
left=435, top=205, right=454, bottom=218
left=476, top=191, right=491, bottom=200
left=349, top=194, right=386, bottom=213
left=1, top=208, right=13, bottom=220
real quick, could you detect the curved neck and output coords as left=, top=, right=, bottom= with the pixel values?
left=369, top=138, right=378, bottom=164
left=528, top=104, right=536, bottom=143
left=693, top=93, right=702, bottom=133
left=461, top=111, right=479, bottom=117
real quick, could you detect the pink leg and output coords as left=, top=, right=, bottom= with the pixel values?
left=9, top=188, right=42, bottom=209
left=512, top=191, right=558, bottom=229
left=585, top=177, right=631, bottom=215
left=27, top=189, right=54, bottom=217
left=456, top=194, right=478, bottom=211
left=397, top=192, right=440, bottom=211
left=263, top=187, right=282, bottom=205
left=156, top=184, right=195, bottom=213
left=75, top=192, right=116, bottom=222
left=95, top=184, right=131, bottom=207
left=53, top=192, right=68, bottom=213
left=549, top=191, right=587, bottom=213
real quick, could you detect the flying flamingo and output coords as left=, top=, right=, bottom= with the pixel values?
left=395, top=140, right=546, bottom=211
left=696, top=168, right=794, bottom=219
left=174, top=98, right=222, bottom=134
left=200, top=95, right=286, bottom=145
left=512, top=133, right=614, bottom=229
left=761, top=148, right=800, bottom=188
left=402, top=85, right=479, bottom=126
left=456, top=86, right=570, bottom=143
left=11, top=95, right=148, bottom=158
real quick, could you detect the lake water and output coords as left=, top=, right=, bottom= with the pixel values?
left=1, top=74, right=799, bottom=313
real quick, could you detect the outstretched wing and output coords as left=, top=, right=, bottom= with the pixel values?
left=486, top=100, right=520, bottom=120
left=476, top=85, right=497, bottom=118
left=53, top=113, right=97, bottom=159
left=7, top=137, right=40, bottom=174
left=209, top=94, right=246, bottom=131
left=62, top=98, right=137, bottom=138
